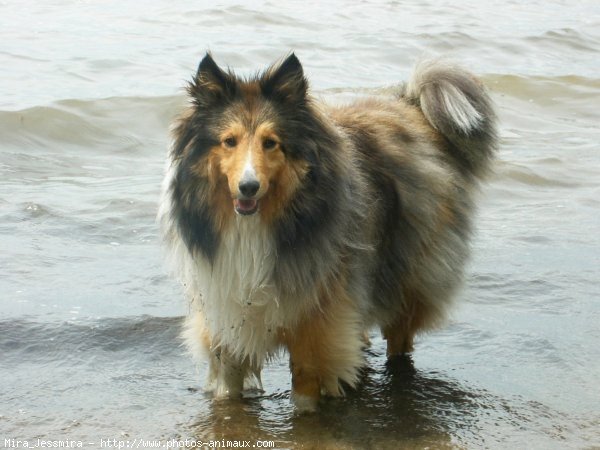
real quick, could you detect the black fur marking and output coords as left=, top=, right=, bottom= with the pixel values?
left=170, top=162, right=219, bottom=263
left=346, top=128, right=413, bottom=305
left=173, top=197, right=219, bottom=263
left=259, top=57, right=346, bottom=260
left=260, top=53, right=308, bottom=105
left=196, top=53, right=228, bottom=85
left=173, top=121, right=220, bottom=160
left=272, top=114, right=341, bottom=254
left=266, top=104, right=356, bottom=293
left=169, top=115, right=222, bottom=262
left=190, top=53, right=239, bottom=108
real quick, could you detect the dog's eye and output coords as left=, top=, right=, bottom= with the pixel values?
left=223, top=137, right=237, bottom=148
left=263, top=138, right=277, bottom=150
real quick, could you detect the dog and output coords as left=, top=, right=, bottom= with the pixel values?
left=158, top=52, right=497, bottom=411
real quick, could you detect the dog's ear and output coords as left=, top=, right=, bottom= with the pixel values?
left=190, top=53, right=237, bottom=106
left=261, top=53, right=308, bottom=104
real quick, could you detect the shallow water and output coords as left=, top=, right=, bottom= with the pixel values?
left=1, top=1, right=599, bottom=449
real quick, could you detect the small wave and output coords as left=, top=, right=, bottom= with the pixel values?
left=0, top=95, right=185, bottom=148
left=484, top=73, right=600, bottom=103
left=21, top=202, right=56, bottom=219
left=494, top=161, right=579, bottom=188
left=0, top=315, right=184, bottom=365
left=0, top=201, right=62, bottom=227
left=0, top=104, right=106, bottom=147
left=525, top=28, right=600, bottom=53
left=414, top=30, right=482, bottom=50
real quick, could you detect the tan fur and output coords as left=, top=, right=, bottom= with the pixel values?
left=182, top=310, right=212, bottom=359
left=200, top=118, right=310, bottom=225
left=214, top=123, right=270, bottom=197
left=260, top=158, right=309, bottom=224
left=281, top=274, right=365, bottom=408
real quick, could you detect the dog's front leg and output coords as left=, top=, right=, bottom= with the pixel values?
left=209, top=347, right=248, bottom=399
left=286, top=334, right=322, bottom=412
left=284, top=287, right=365, bottom=412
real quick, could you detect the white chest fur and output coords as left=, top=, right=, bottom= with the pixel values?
left=192, top=215, right=283, bottom=363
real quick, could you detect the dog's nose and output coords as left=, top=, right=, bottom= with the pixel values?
left=239, top=180, right=260, bottom=198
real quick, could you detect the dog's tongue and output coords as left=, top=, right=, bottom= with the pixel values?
left=234, top=199, right=257, bottom=213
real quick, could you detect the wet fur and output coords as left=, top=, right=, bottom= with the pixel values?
left=158, top=53, right=497, bottom=410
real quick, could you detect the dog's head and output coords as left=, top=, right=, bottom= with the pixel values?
left=173, top=53, right=315, bottom=222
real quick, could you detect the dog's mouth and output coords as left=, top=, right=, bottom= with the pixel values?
left=234, top=198, right=259, bottom=216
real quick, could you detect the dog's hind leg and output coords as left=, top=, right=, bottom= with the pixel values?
left=381, top=295, right=430, bottom=356
left=381, top=320, right=416, bottom=355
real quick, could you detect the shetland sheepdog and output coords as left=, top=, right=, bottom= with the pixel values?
left=158, top=52, right=497, bottom=411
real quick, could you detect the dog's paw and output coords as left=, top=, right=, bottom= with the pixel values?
left=291, top=392, right=318, bottom=413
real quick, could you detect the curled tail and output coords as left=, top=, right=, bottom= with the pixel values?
left=403, top=60, right=498, bottom=179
